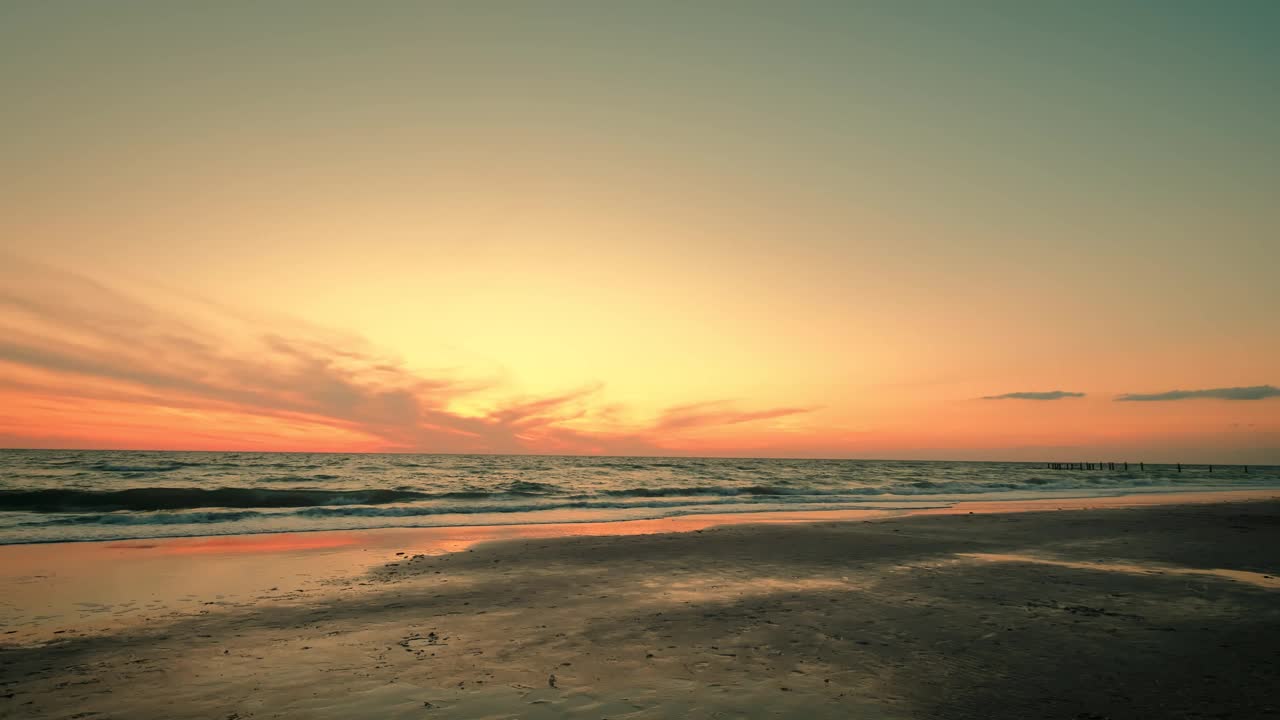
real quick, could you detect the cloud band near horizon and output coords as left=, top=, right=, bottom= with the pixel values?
left=982, top=391, right=1085, bottom=401
left=1115, top=385, right=1280, bottom=402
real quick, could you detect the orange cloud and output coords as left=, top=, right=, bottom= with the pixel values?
left=0, top=258, right=813, bottom=454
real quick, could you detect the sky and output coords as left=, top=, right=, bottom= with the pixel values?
left=1, top=1, right=1277, bottom=462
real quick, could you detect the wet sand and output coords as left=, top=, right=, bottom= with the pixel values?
left=2, top=492, right=1279, bottom=719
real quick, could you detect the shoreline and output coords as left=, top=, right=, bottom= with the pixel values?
left=6, top=485, right=1280, bottom=548
left=2, top=485, right=1277, bottom=550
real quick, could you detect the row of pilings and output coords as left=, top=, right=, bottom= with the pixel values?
left=1045, top=462, right=1248, bottom=473
left=1048, top=462, right=1142, bottom=471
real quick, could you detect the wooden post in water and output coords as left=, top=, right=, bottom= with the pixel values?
left=1177, top=463, right=1182, bottom=472
left=1140, top=461, right=1144, bottom=471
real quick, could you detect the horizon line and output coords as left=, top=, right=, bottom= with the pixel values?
left=0, top=446, right=1271, bottom=467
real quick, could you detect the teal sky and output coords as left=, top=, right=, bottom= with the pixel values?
left=6, top=2, right=1277, bottom=278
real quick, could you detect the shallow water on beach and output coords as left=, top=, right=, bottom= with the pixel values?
left=0, top=450, right=1276, bottom=544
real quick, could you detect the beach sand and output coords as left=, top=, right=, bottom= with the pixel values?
left=2, top=492, right=1278, bottom=719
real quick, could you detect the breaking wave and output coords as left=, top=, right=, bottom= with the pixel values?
left=0, top=487, right=433, bottom=513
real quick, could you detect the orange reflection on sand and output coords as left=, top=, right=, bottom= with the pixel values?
left=113, top=533, right=364, bottom=555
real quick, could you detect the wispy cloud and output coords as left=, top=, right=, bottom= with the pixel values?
left=652, top=401, right=815, bottom=432
left=1115, top=385, right=1280, bottom=402
left=0, top=257, right=813, bottom=453
left=981, top=391, right=1085, bottom=401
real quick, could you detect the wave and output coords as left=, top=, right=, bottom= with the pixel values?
left=502, top=480, right=562, bottom=494
left=6, top=480, right=1178, bottom=527
left=21, top=495, right=841, bottom=527
left=27, top=510, right=262, bottom=526
left=0, top=487, right=433, bottom=513
left=257, top=474, right=343, bottom=483
left=6, top=482, right=1273, bottom=539
left=0, top=482, right=578, bottom=513
left=599, top=484, right=836, bottom=498
left=0, top=473, right=1219, bottom=514
left=2, top=458, right=1272, bottom=524
left=90, top=462, right=198, bottom=473
left=13, top=478, right=1218, bottom=530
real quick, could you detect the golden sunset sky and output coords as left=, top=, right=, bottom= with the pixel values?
left=2, top=2, right=1277, bottom=462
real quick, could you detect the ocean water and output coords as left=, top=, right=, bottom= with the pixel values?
left=0, top=450, right=1275, bottom=545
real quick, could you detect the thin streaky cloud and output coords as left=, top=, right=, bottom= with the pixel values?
left=981, top=391, right=1085, bottom=401
left=653, top=401, right=816, bottom=431
left=1115, top=385, right=1280, bottom=402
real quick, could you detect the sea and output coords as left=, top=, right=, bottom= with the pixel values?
left=0, top=450, right=1275, bottom=545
